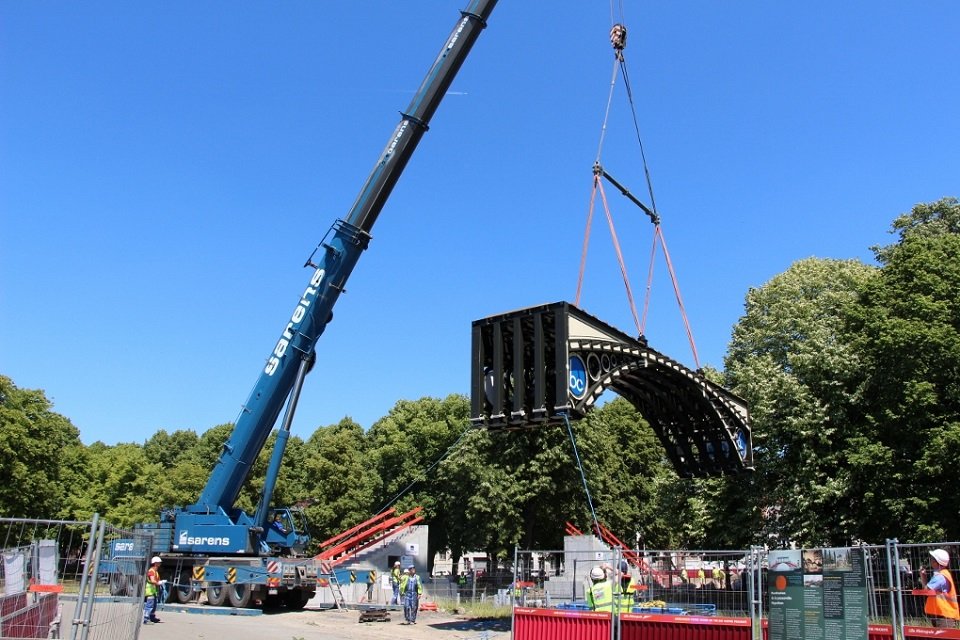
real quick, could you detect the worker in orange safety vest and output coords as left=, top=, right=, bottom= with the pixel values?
left=921, top=548, right=959, bottom=628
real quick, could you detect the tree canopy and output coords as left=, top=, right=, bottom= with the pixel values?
left=0, top=376, right=84, bottom=519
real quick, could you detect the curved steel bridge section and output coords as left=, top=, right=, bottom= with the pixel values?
left=471, top=301, right=752, bottom=477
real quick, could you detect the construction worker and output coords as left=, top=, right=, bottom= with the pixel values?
left=615, top=560, right=635, bottom=614
left=390, top=561, right=403, bottom=605
left=585, top=565, right=614, bottom=612
left=400, top=566, right=423, bottom=625
left=143, top=556, right=162, bottom=624
left=712, top=565, right=725, bottom=588
left=366, top=568, right=377, bottom=602
left=271, top=512, right=289, bottom=535
left=920, top=548, right=959, bottom=628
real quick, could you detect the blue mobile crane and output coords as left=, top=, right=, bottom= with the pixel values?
left=130, top=0, right=498, bottom=609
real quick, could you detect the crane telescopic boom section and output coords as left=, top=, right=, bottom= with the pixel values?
left=191, top=1, right=498, bottom=515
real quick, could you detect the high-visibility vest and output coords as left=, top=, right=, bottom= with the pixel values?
left=587, top=580, right=614, bottom=612
left=145, top=567, right=159, bottom=597
left=925, top=569, right=960, bottom=620
left=391, top=568, right=402, bottom=585
left=402, top=574, right=423, bottom=596
left=616, top=578, right=635, bottom=613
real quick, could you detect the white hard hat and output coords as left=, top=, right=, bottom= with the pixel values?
left=394, top=561, right=401, bottom=566
left=931, top=549, right=950, bottom=566
left=151, top=556, right=162, bottom=564
left=590, top=566, right=605, bottom=581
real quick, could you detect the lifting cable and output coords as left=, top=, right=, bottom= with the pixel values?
left=562, top=413, right=601, bottom=536
left=575, top=165, right=642, bottom=336
left=576, top=6, right=702, bottom=369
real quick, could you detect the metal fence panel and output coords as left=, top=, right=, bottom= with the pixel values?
left=0, top=515, right=152, bottom=640
left=512, top=540, right=960, bottom=640
left=514, top=546, right=758, bottom=616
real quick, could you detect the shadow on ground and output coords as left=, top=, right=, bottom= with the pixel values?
left=428, top=618, right=511, bottom=632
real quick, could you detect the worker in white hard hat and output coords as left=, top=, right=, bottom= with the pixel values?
left=143, top=556, right=163, bottom=624
left=920, top=548, right=959, bottom=628
left=585, top=564, right=614, bottom=612
left=390, top=560, right=403, bottom=605
left=400, top=565, right=423, bottom=625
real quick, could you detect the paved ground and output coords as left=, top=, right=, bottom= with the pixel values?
left=138, top=606, right=511, bottom=640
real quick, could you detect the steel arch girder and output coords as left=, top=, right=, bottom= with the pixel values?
left=470, top=301, right=752, bottom=478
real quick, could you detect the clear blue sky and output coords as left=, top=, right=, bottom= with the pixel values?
left=2, top=2, right=957, bottom=446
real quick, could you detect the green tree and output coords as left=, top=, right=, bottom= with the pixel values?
left=70, top=442, right=164, bottom=526
left=432, top=427, right=500, bottom=571
left=139, top=428, right=209, bottom=510
left=366, top=396, right=469, bottom=573
left=0, top=376, right=84, bottom=518
left=568, top=398, right=675, bottom=548
left=850, top=197, right=960, bottom=541
left=143, top=429, right=200, bottom=468
left=872, top=197, right=960, bottom=264
left=723, top=258, right=876, bottom=546
left=298, top=417, right=377, bottom=542
left=432, top=397, right=673, bottom=564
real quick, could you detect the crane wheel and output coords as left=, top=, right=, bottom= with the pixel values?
left=207, top=583, right=229, bottom=607
left=173, top=582, right=194, bottom=603
left=108, top=573, right=129, bottom=596
left=228, top=583, right=254, bottom=608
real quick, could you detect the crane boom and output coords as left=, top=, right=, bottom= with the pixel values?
left=125, top=1, right=497, bottom=610
left=186, top=1, right=497, bottom=520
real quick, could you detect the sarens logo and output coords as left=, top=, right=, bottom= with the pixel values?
left=386, top=121, right=408, bottom=157
left=447, top=15, right=469, bottom=50
left=178, top=529, right=231, bottom=547
left=265, top=268, right=325, bottom=376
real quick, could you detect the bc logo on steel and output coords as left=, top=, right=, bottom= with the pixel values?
left=569, top=355, right=587, bottom=400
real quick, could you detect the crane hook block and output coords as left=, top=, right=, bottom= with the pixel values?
left=610, top=24, right=627, bottom=54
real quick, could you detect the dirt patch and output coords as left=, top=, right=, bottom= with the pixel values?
left=139, top=606, right=511, bottom=640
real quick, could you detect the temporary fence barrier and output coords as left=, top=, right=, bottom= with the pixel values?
left=511, top=545, right=759, bottom=616
left=868, top=625, right=960, bottom=640
left=513, top=539, right=960, bottom=640
left=513, top=612, right=960, bottom=640
left=1, top=591, right=59, bottom=639
left=514, top=607, right=612, bottom=640
left=622, top=612, right=755, bottom=640
left=0, top=514, right=153, bottom=640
